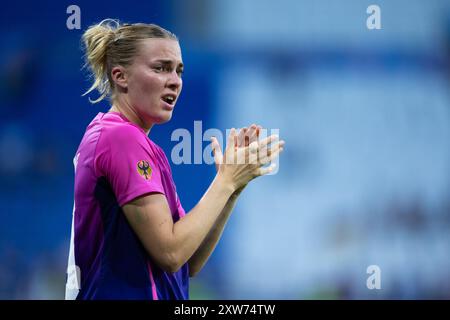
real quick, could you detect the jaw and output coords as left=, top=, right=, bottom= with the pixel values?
left=141, top=106, right=174, bottom=126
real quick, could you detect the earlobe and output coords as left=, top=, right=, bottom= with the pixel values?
left=111, top=66, right=128, bottom=90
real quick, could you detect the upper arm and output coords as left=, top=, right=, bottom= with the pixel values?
left=95, top=125, right=165, bottom=206
left=122, top=193, right=179, bottom=273
left=95, top=125, right=181, bottom=271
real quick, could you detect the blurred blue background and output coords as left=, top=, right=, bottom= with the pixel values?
left=0, top=0, right=449, bottom=299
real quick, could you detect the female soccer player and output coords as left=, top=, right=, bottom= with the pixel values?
left=65, top=19, right=284, bottom=300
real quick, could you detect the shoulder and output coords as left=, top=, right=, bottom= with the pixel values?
left=93, top=116, right=153, bottom=172
left=148, top=139, right=166, bottom=155
left=147, top=138, right=171, bottom=163
left=104, top=122, right=145, bottom=143
left=96, top=119, right=150, bottom=154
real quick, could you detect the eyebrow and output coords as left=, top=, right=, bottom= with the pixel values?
left=154, top=59, right=184, bottom=68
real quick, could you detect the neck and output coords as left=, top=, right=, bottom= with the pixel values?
left=110, top=97, right=153, bottom=135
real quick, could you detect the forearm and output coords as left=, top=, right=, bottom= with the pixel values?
left=188, top=187, right=243, bottom=276
left=170, top=174, right=235, bottom=269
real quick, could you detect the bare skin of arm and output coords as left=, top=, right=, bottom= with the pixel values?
left=123, top=127, right=284, bottom=273
left=187, top=187, right=242, bottom=277
left=123, top=174, right=234, bottom=273
left=187, top=125, right=260, bottom=277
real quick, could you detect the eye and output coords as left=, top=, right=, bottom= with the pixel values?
left=177, top=69, right=184, bottom=76
left=155, top=65, right=173, bottom=73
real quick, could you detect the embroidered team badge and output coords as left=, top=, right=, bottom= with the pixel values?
left=137, top=160, right=152, bottom=180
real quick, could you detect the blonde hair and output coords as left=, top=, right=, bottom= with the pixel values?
left=82, top=19, right=178, bottom=104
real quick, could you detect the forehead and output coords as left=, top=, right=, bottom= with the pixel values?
left=136, top=38, right=182, bottom=63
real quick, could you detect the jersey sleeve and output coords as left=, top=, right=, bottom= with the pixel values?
left=95, top=125, right=165, bottom=207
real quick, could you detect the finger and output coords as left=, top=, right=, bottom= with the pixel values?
left=256, top=125, right=262, bottom=139
left=236, top=145, right=247, bottom=164
left=257, top=163, right=277, bottom=176
left=227, top=128, right=236, bottom=149
left=259, top=134, right=279, bottom=149
left=259, top=143, right=284, bottom=165
left=245, top=124, right=258, bottom=146
left=248, top=145, right=259, bottom=164
left=246, top=140, right=259, bottom=164
left=225, top=128, right=237, bottom=164
left=258, top=140, right=285, bottom=157
left=237, top=127, right=247, bottom=147
left=210, top=137, right=223, bottom=165
left=259, top=148, right=283, bottom=166
left=249, top=141, right=259, bottom=154
left=259, top=141, right=284, bottom=159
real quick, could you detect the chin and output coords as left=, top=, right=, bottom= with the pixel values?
left=153, top=112, right=173, bottom=124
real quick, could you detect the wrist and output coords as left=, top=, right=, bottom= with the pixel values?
left=214, top=173, right=237, bottom=196
left=231, top=185, right=246, bottom=198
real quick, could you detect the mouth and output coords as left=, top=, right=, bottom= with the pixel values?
left=161, top=93, right=177, bottom=108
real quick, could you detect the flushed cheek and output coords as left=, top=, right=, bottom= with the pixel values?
left=135, top=72, right=158, bottom=88
left=135, top=80, right=161, bottom=103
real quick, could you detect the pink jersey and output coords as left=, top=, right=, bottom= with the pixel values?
left=65, top=111, right=188, bottom=300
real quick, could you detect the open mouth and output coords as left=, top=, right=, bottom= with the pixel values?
left=161, top=94, right=176, bottom=106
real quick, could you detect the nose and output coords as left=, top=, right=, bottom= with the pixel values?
left=166, top=70, right=182, bottom=92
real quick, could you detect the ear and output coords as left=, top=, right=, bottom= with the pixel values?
left=111, top=66, right=128, bottom=90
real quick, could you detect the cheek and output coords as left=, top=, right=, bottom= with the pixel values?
left=130, top=71, right=162, bottom=98
left=139, top=73, right=161, bottom=94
